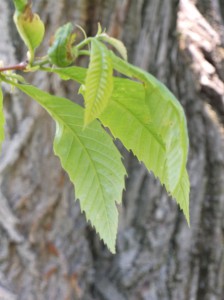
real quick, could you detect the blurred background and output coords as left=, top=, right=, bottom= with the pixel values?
left=0, top=0, right=223, bottom=299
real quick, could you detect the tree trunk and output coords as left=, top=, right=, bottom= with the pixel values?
left=0, top=0, right=223, bottom=299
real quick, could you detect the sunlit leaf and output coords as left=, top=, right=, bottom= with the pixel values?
left=98, top=34, right=127, bottom=60
left=42, top=51, right=190, bottom=223
left=48, top=23, right=77, bottom=67
left=13, top=0, right=27, bottom=13
left=83, top=39, right=113, bottom=126
left=44, top=66, right=86, bottom=83
left=103, top=58, right=190, bottom=222
left=100, top=78, right=167, bottom=183
left=109, top=53, right=189, bottom=222
left=16, top=83, right=126, bottom=253
left=13, top=2, right=45, bottom=61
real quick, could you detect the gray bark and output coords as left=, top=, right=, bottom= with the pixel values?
left=0, top=0, right=223, bottom=299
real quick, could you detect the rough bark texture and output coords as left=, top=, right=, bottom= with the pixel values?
left=0, top=0, right=223, bottom=299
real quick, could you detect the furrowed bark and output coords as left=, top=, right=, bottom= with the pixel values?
left=0, top=0, right=223, bottom=299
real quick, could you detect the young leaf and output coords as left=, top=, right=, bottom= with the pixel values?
left=15, top=83, right=126, bottom=253
left=48, top=23, right=77, bottom=67
left=97, top=34, right=128, bottom=60
left=83, top=39, right=113, bottom=126
left=13, top=2, right=45, bottom=62
left=0, top=85, right=5, bottom=150
left=13, top=0, right=27, bottom=13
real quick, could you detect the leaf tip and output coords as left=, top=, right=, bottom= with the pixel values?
left=83, top=113, right=94, bottom=128
left=185, top=211, right=190, bottom=227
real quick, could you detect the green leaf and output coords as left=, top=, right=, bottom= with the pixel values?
left=100, top=78, right=167, bottom=183
left=13, top=0, right=27, bottom=13
left=98, top=34, right=128, bottom=60
left=0, top=85, right=5, bottom=150
left=44, top=66, right=86, bottom=84
left=173, top=169, right=190, bottom=225
left=48, top=23, right=77, bottom=67
left=13, top=3, right=45, bottom=62
left=110, top=53, right=189, bottom=193
left=144, top=81, right=189, bottom=193
left=42, top=68, right=167, bottom=183
left=47, top=67, right=166, bottom=185
left=42, top=54, right=190, bottom=223
left=15, top=83, right=126, bottom=253
left=83, top=39, right=113, bottom=126
left=100, top=77, right=190, bottom=223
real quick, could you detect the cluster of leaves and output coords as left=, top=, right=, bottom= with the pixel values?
left=0, top=0, right=190, bottom=253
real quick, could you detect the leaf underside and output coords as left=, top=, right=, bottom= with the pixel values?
left=16, top=83, right=126, bottom=253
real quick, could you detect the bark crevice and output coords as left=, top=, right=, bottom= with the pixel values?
left=0, top=0, right=223, bottom=299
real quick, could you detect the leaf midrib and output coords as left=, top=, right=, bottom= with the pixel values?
left=51, top=107, right=116, bottom=247
left=109, top=98, right=166, bottom=151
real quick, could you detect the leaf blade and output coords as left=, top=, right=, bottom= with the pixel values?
left=48, top=23, right=77, bottom=67
left=173, top=169, right=190, bottom=225
left=43, top=66, right=86, bottom=83
left=16, top=83, right=126, bottom=253
left=42, top=55, right=190, bottom=223
left=13, top=3, right=45, bottom=58
left=111, top=53, right=189, bottom=192
left=100, top=77, right=190, bottom=223
left=100, top=78, right=167, bottom=181
left=98, top=34, right=128, bottom=60
left=83, top=39, right=113, bottom=126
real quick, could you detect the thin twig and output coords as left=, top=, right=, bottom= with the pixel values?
left=0, top=62, right=27, bottom=72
